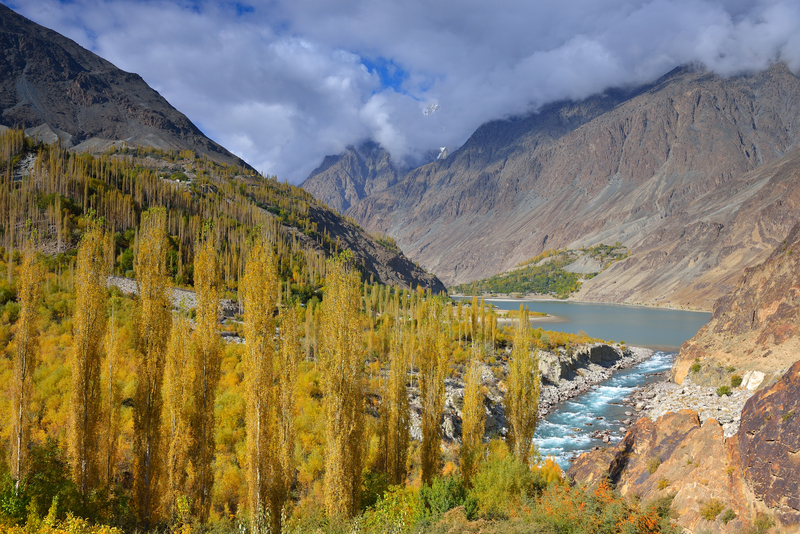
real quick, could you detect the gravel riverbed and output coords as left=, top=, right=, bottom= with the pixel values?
left=623, top=375, right=754, bottom=437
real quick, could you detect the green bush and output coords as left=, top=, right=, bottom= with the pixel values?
left=361, top=485, right=419, bottom=534
left=720, top=508, right=737, bottom=524
left=417, top=475, right=475, bottom=520
left=716, top=386, right=732, bottom=397
left=731, top=375, right=743, bottom=388
left=700, top=499, right=724, bottom=521
left=647, top=457, right=661, bottom=474
left=469, top=449, right=547, bottom=519
left=690, top=363, right=701, bottom=374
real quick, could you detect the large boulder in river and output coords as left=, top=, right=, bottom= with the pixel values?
left=672, top=221, right=800, bottom=389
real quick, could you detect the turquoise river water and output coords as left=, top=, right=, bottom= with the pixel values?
left=456, top=298, right=712, bottom=468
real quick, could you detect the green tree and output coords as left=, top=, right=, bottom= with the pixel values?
left=506, top=305, right=541, bottom=465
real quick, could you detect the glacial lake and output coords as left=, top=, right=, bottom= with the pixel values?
left=453, top=298, right=712, bottom=468
left=463, top=298, right=711, bottom=351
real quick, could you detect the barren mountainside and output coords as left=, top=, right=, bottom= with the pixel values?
left=0, top=3, right=246, bottom=167
left=337, top=64, right=800, bottom=309
left=302, top=141, right=407, bottom=213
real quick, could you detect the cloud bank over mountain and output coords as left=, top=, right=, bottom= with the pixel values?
left=5, top=0, right=800, bottom=181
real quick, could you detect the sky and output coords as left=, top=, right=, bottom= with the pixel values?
left=5, top=0, right=800, bottom=182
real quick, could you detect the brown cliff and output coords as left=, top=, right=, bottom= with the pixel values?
left=568, top=360, right=800, bottom=532
left=672, top=220, right=800, bottom=386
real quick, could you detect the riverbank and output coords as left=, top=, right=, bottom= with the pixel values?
left=624, top=377, right=755, bottom=437
left=450, top=292, right=711, bottom=313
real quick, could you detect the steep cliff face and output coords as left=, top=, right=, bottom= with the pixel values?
left=672, top=219, right=800, bottom=386
left=341, top=64, right=800, bottom=309
left=302, top=141, right=407, bottom=214
left=0, top=4, right=246, bottom=167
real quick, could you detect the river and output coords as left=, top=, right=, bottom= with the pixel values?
left=455, top=298, right=712, bottom=469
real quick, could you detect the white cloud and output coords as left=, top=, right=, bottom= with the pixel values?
left=5, top=0, right=800, bottom=182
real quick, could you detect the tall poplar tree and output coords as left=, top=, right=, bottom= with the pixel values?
left=9, top=249, right=43, bottom=491
left=419, top=302, right=447, bottom=485
left=506, top=305, right=541, bottom=465
left=189, top=232, right=223, bottom=522
left=69, top=222, right=109, bottom=496
left=277, top=304, right=301, bottom=509
left=460, top=350, right=485, bottom=486
left=101, top=296, right=123, bottom=487
left=384, top=329, right=410, bottom=485
left=242, top=238, right=280, bottom=533
left=132, top=208, right=172, bottom=529
left=319, top=252, right=364, bottom=519
left=162, top=306, right=194, bottom=518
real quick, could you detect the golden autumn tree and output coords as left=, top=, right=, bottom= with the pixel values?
left=419, top=302, right=447, bottom=485
left=460, top=349, right=486, bottom=486
left=188, top=231, right=223, bottom=522
left=506, top=305, right=541, bottom=465
left=101, top=295, right=124, bottom=487
left=9, top=249, right=43, bottom=491
left=162, top=305, right=194, bottom=518
left=319, top=251, right=364, bottom=519
left=132, top=208, right=172, bottom=529
left=277, top=304, right=302, bottom=509
left=242, top=238, right=280, bottom=532
left=68, top=222, right=109, bottom=496
left=382, top=328, right=410, bottom=485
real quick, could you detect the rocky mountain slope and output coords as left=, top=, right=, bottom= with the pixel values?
left=671, top=218, right=800, bottom=387
left=0, top=4, right=245, bottom=167
left=330, top=64, right=800, bottom=309
left=302, top=141, right=407, bottom=213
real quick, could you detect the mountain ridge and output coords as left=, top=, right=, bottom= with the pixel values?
left=0, top=3, right=248, bottom=168
left=307, top=63, right=800, bottom=309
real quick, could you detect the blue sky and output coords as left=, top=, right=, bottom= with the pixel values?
left=4, top=0, right=800, bottom=182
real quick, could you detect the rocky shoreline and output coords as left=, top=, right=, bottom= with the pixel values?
left=537, top=345, right=654, bottom=418
left=623, top=375, right=755, bottom=437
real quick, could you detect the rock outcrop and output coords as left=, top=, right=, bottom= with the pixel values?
left=738, top=359, right=800, bottom=528
left=0, top=4, right=247, bottom=168
left=568, top=361, right=800, bottom=532
left=672, top=220, right=800, bottom=387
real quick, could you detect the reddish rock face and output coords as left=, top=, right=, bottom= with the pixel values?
left=738, top=360, right=800, bottom=528
left=568, top=410, right=755, bottom=533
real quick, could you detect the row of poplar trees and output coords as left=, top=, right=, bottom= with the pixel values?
left=8, top=205, right=543, bottom=532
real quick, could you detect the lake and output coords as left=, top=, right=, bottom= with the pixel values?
left=464, top=298, right=711, bottom=351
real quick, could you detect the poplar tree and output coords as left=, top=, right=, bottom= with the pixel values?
left=319, top=252, right=364, bottom=519
left=9, top=249, right=43, bottom=491
left=460, top=350, right=486, bottom=486
left=189, top=232, right=223, bottom=522
left=69, top=222, right=109, bottom=496
left=162, top=306, right=194, bottom=518
left=419, top=303, right=447, bottom=485
left=506, top=305, right=541, bottom=465
left=277, top=304, right=301, bottom=508
left=132, top=208, right=172, bottom=528
left=384, top=330, right=410, bottom=485
left=242, top=238, right=280, bottom=532
left=101, top=296, right=123, bottom=486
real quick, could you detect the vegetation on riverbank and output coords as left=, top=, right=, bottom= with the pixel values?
left=451, top=244, right=629, bottom=298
